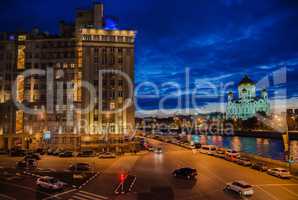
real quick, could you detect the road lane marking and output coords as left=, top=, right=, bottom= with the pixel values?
left=129, top=176, right=137, bottom=191
left=280, top=186, right=298, bottom=198
left=42, top=189, right=77, bottom=200
left=72, top=196, right=86, bottom=200
left=75, top=193, right=102, bottom=200
left=255, top=185, right=280, bottom=200
left=79, top=191, right=108, bottom=199
left=0, top=180, right=55, bottom=199
left=0, top=193, right=16, bottom=200
left=253, top=184, right=298, bottom=187
left=70, top=191, right=108, bottom=200
left=78, top=172, right=101, bottom=189
left=114, top=182, right=123, bottom=194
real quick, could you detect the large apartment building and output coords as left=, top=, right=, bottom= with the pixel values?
left=0, top=2, right=136, bottom=152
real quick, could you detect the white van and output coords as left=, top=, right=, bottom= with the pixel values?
left=200, top=145, right=217, bottom=155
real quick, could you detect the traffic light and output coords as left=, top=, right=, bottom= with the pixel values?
left=120, top=173, right=126, bottom=183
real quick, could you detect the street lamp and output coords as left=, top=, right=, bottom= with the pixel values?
left=273, top=114, right=293, bottom=172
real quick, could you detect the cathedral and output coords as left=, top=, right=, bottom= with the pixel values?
left=226, top=75, right=270, bottom=120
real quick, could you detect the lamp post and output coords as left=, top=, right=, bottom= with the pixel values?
left=275, top=114, right=293, bottom=172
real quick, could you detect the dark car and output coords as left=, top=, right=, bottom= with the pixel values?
left=59, top=151, right=73, bottom=157
left=69, top=163, right=90, bottom=171
left=0, top=149, right=8, bottom=155
left=236, top=157, right=252, bottom=166
left=172, top=168, right=198, bottom=180
left=53, top=149, right=63, bottom=156
left=16, top=159, right=37, bottom=169
left=78, top=150, right=94, bottom=157
left=251, top=162, right=268, bottom=171
left=35, top=148, right=45, bottom=155
left=10, top=149, right=26, bottom=157
left=25, top=153, right=41, bottom=160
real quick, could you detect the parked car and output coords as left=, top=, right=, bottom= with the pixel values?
left=214, top=148, right=226, bottom=158
left=194, top=143, right=202, bottom=149
left=47, top=148, right=54, bottom=155
left=225, top=149, right=240, bottom=161
left=0, top=149, right=8, bottom=155
left=10, top=149, right=26, bottom=157
left=236, top=157, right=252, bottom=166
left=16, top=159, right=37, bottom=169
left=59, top=151, right=73, bottom=157
left=78, top=150, right=95, bottom=157
left=53, top=149, right=63, bottom=156
left=36, top=176, right=66, bottom=190
left=98, top=152, right=116, bottom=159
left=251, top=162, right=268, bottom=171
left=25, top=153, right=41, bottom=160
left=224, top=181, right=254, bottom=196
left=267, top=168, right=291, bottom=179
left=200, top=145, right=217, bottom=155
left=69, top=163, right=90, bottom=171
left=35, top=148, right=45, bottom=155
left=172, top=168, right=198, bottom=180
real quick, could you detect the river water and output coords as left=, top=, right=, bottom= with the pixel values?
left=191, top=135, right=298, bottom=162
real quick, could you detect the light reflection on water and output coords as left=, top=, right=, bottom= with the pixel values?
left=191, top=135, right=298, bottom=162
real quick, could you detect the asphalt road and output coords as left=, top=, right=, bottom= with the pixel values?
left=1, top=140, right=298, bottom=200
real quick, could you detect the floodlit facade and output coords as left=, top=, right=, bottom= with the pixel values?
left=0, top=2, right=136, bottom=152
left=226, top=75, right=270, bottom=120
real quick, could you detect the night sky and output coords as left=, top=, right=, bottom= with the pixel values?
left=1, top=0, right=298, bottom=116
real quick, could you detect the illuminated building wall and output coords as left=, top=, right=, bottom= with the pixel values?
left=0, top=2, right=135, bottom=150
left=226, top=75, right=270, bottom=120
left=78, top=28, right=136, bottom=136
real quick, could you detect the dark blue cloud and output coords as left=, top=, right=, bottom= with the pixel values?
left=1, top=0, right=298, bottom=113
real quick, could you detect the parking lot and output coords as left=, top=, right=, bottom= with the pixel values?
left=0, top=154, right=118, bottom=200
left=1, top=142, right=298, bottom=200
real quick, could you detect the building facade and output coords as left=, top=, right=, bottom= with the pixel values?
left=287, top=108, right=298, bottom=130
left=226, top=75, right=270, bottom=120
left=0, top=2, right=136, bottom=152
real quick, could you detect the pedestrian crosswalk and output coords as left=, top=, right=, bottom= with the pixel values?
left=69, top=190, right=108, bottom=200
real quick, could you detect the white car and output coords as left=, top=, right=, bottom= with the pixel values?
left=98, top=152, right=116, bottom=159
left=225, top=149, right=240, bottom=161
left=224, top=181, right=254, bottom=196
left=37, top=176, right=66, bottom=190
left=214, top=148, right=226, bottom=158
left=225, top=149, right=240, bottom=157
left=267, top=168, right=291, bottom=179
left=200, top=145, right=217, bottom=155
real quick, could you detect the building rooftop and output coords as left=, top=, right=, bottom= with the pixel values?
left=239, top=75, right=255, bottom=86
